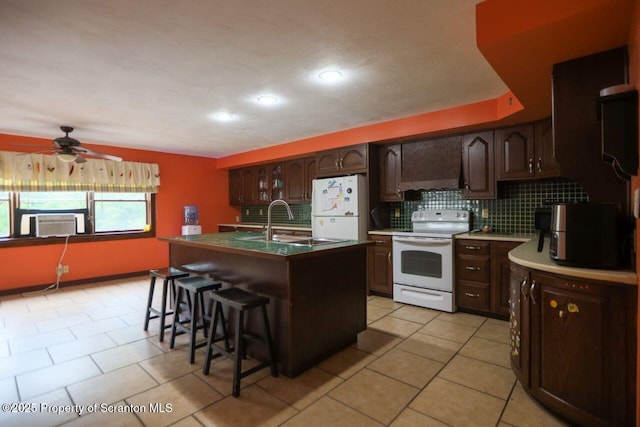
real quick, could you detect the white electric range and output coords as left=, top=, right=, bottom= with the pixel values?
left=392, top=209, right=470, bottom=312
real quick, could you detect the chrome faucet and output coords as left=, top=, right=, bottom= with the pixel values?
left=266, top=199, right=294, bottom=241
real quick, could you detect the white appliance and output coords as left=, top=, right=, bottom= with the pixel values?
left=393, top=209, right=470, bottom=312
left=311, top=175, right=367, bottom=240
left=182, top=225, right=202, bottom=235
left=35, top=214, right=77, bottom=237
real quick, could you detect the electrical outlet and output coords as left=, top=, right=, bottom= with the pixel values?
left=62, top=265, right=69, bottom=273
left=235, top=216, right=240, bottom=222
left=56, top=265, right=63, bottom=275
left=245, top=209, right=249, bottom=215
left=394, top=208, right=400, bottom=218
left=259, top=209, right=263, bottom=216
left=481, top=208, right=489, bottom=219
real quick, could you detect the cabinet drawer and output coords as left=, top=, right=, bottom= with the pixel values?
left=457, top=240, right=490, bottom=255
left=457, top=281, right=490, bottom=310
left=456, top=254, right=490, bottom=282
left=370, top=235, right=392, bottom=247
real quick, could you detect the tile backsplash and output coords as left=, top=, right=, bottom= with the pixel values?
left=390, top=178, right=589, bottom=233
left=240, top=178, right=589, bottom=234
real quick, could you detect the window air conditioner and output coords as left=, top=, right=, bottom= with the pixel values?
left=35, top=214, right=77, bottom=238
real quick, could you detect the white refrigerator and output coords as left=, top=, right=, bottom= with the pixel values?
left=311, top=175, right=368, bottom=240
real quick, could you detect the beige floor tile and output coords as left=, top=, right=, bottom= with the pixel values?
left=17, top=356, right=101, bottom=400
left=4, top=308, right=60, bottom=325
left=367, top=348, right=444, bottom=388
left=139, top=348, right=202, bottom=384
left=107, top=323, right=158, bottom=345
left=329, top=368, right=419, bottom=425
left=438, top=354, right=515, bottom=399
left=390, top=408, right=448, bottom=426
left=48, top=333, right=117, bottom=364
left=194, top=356, right=271, bottom=396
left=353, top=327, right=403, bottom=356
left=194, top=384, right=298, bottom=427
left=390, top=305, right=440, bottom=324
left=67, top=364, right=158, bottom=408
left=168, top=416, right=204, bottom=427
left=396, top=331, right=462, bottom=363
left=55, top=301, right=107, bottom=317
left=368, top=316, right=423, bottom=338
left=475, top=319, right=510, bottom=344
left=0, top=322, right=39, bottom=342
left=0, top=348, right=52, bottom=379
left=0, top=376, right=18, bottom=403
left=91, top=339, right=164, bottom=372
left=282, top=396, right=383, bottom=427
left=419, top=318, right=478, bottom=343
left=0, top=388, right=77, bottom=427
left=70, top=316, right=128, bottom=339
left=258, top=366, right=343, bottom=410
left=35, top=313, right=92, bottom=333
left=460, top=336, right=511, bottom=368
left=436, top=311, right=487, bottom=327
left=501, top=383, right=569, bottom=426
left=127, top=373, right=223, bottom=426
left=410, top=377, right=505, bottom=426
left=367, top=296, right=403, bottom=310
left=61, top=400, right=144, bottom=427
left=9, top=328, right=76, bottom=355
left=317, top=346, right=377, bottom=379
left=367, top=304, right=393, bottom=323
left=118, top=311, right=146, bottom=326
left=88, top=304, right=137, bottom=321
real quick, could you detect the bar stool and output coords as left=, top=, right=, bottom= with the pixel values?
left=144, top=267, right=189, bottom=342
left=170, top=275, right=222, bottom=363
left=202, top=287, right=278, bottom=397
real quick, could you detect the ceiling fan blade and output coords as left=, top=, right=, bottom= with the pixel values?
left=75, top=147, right=122, bottom=162
left=11, top=143, right=52, bottom=148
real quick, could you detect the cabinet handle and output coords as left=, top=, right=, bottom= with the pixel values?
left=464, top=245, right=481, bottom=250
left=520, top=278, right=529, bottom=299
left=465, top=266, right=480, bottom=271
left=529, top=280, right=537, bottom=304
left=537, top=158, right=542, bottom=172
left=558, top=310, right=565, bottom=319
left=339, top=158, right=344, bottom=169
left=397, top=186, right=401, bottom=195
left=387, top=252, right=391, bottom=263
left=528, top=158, right=534, bottom=174
left=465, top=292, right=480, bottom=298
left=335, top=159, right=339, bottom=170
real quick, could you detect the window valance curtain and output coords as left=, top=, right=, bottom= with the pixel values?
left=0, top=151, right=160, bottom=192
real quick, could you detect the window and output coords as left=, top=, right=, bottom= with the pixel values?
left=94, top=193, right=149, bottom=232
left=0, top=192, right=9, bottom=238
left=0, top=191, right=154, bottom=242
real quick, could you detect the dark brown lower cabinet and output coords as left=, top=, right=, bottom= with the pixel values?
left=367, top=235, right=393, bottom=296
left=510, top=262, right=636, bottom=426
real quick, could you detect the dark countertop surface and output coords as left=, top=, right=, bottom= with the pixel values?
left=159, top=231, right=371, bottom=260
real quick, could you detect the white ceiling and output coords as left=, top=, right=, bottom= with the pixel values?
left=0, top=0, right=507, bottom=159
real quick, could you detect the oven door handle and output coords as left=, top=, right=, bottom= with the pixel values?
left=393, top=237, right=451, bottom=245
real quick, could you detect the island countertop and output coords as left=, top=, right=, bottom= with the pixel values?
left=159, top=231, right=372, bottom=261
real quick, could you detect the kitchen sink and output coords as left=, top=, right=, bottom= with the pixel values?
left=238, top=234, right=348, bottom=246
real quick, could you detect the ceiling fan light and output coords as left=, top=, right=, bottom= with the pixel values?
left=56, top=152, right=77, bottom=162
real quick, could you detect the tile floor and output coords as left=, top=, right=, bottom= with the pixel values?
left=0, top=276, right=569, bottom=427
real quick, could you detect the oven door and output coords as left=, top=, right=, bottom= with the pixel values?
left=392, top=235, right=453, bottom=292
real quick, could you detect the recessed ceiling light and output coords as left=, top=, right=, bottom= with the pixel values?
left=318, top=70, right=343, bottom=83
left=256, top=94, right=279, bottom=105
left=210, top=112, right=235, bottom=122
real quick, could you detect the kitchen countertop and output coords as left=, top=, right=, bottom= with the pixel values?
left=218, top=223, right=312, bottom=232
left=509, top=238, right=637, bottom=286
left=159, top=231, right=370, bottom=260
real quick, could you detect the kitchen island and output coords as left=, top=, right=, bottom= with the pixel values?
left=158, top=231, right=371, bottom=377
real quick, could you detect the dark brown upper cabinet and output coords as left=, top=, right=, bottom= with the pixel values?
left=229, top=166, right=257, bottom=206
left=316, top=144, right=368, bottom=177
left=461, top=131, right=495, bottom=199
left=283, top=157, right=316, bottom=203
left=533, top=117, right=561, bottom=178
left=495, top=124, right=535, bottom=180
left=379, top=144, right=403, bottom=201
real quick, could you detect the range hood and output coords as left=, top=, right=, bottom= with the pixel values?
left=399, top=136, right=461, bottom=191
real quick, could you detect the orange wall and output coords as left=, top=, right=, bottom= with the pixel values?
left=217, top=92, right=523, bottom=169
left=0, top=134, right=238, bottom=291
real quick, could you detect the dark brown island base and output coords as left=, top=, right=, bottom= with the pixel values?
left=159, top=231, right=371, bottom=377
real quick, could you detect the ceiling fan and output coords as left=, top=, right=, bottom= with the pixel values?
left=13, top=126, right=123, bottom=163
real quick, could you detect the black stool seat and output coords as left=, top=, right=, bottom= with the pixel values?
left=144, top=267, right=189, bottom=342
left=170, top=276, right=222, bottom=363
left=203, top=287, right=278, bottom=397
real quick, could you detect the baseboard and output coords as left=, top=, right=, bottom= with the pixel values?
left=0, top=271, right=149, bottom=296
